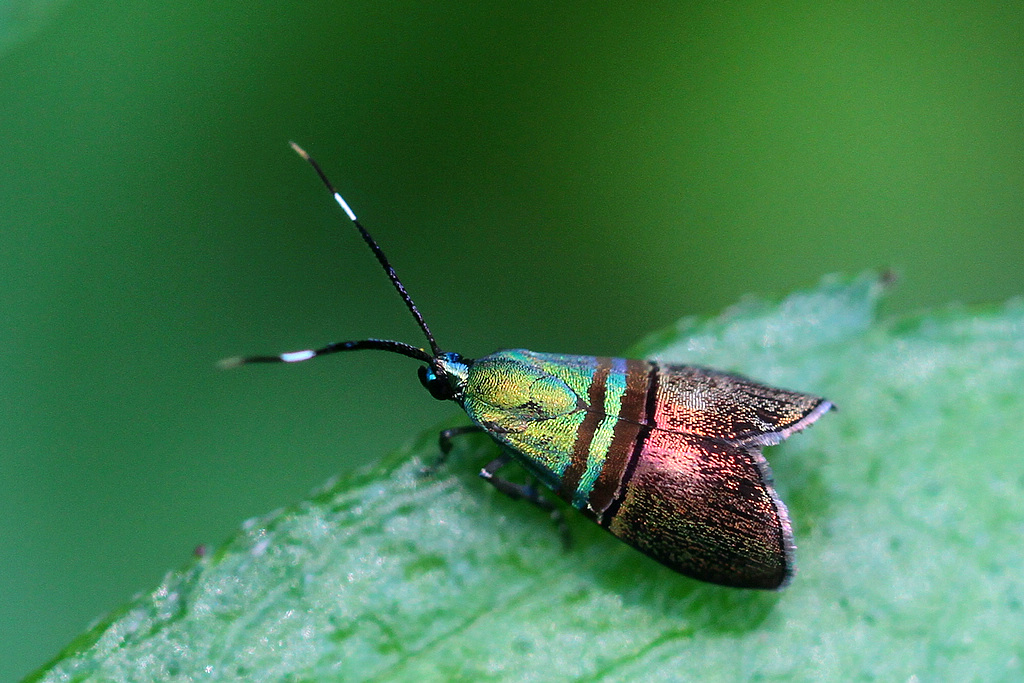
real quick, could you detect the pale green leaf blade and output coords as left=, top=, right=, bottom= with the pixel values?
left=29, top=273, right=1024, bottom=681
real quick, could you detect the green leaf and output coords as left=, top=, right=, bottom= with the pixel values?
left=29, top=273, right=1024, bottom=681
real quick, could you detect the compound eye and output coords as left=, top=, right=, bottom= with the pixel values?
left=418, top=365, right=453, bottom=401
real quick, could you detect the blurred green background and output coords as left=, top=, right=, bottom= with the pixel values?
left=2, top=2, right=1023, bottom=679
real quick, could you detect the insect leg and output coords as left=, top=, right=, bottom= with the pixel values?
left=440, top=425, right=485, bottom=458
left=480, top=455, right=572, bottom=549
left=420, top=425, right=485, bottom=476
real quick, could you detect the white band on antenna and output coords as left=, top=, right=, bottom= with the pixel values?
left=333, top=193, right=357, bottom=221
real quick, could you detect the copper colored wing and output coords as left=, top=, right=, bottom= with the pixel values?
left=606, top=430, right=793, bottom=589
left=650, top=364, right=833, bottom=446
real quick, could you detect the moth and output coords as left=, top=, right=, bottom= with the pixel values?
left=223, top=143, right=832, bottom=589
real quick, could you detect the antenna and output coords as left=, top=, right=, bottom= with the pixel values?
left=289, top=142, right=441, bottom=357
left=218, top=338, right=431, bottom=369
left=219, top=143, right=441, bottom=369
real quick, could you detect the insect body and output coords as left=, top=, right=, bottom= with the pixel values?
left=224, top=143, right=833, bottom=589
